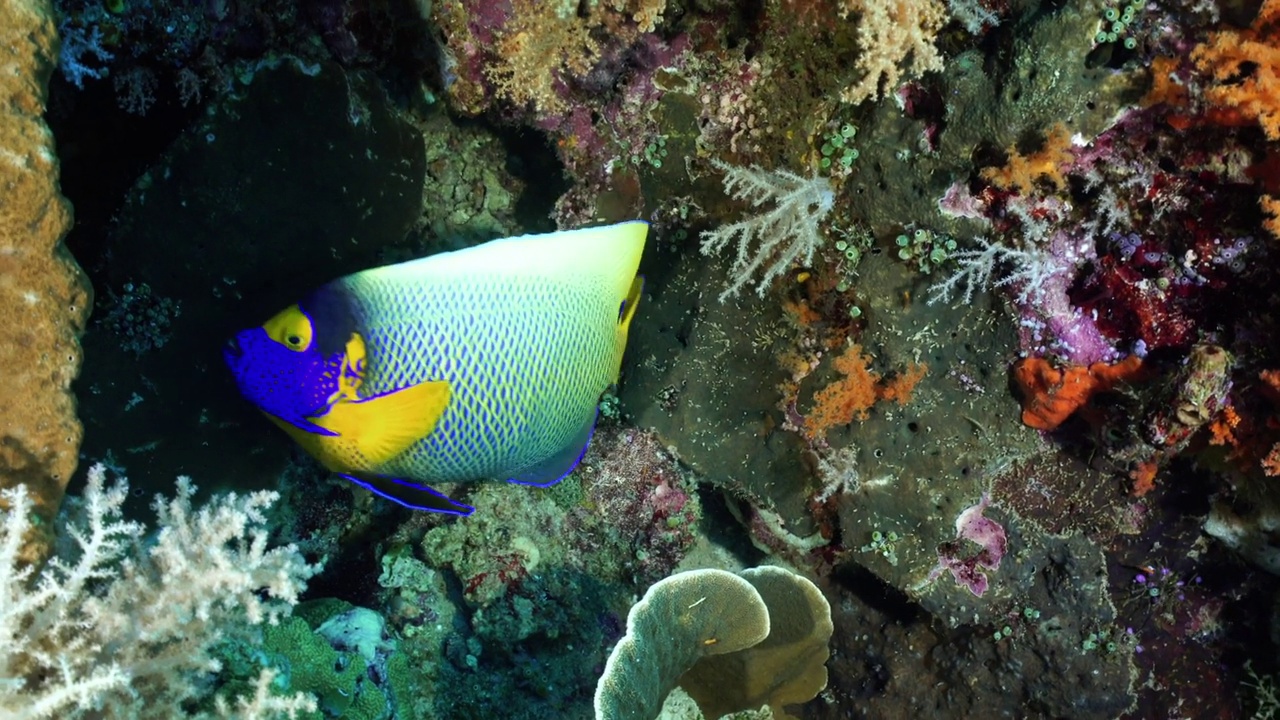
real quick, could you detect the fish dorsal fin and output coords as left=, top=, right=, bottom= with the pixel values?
left=613, top=276, right=645, bottom=382
left=316, top=380, right=451, bottom=466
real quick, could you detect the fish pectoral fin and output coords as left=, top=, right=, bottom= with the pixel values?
left=508, top=410, right=598, bottom=488
left=338, top=473, right=474, bottom=516
left=318, top=380, right=451, bottom=465
left=263, top=411, right=341, bottom=438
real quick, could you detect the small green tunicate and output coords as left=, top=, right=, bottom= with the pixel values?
left=1112, top=20, right=1126, bottom=33
left=849, top=305, right=862, bottom=318
left=1104, top=7, right=1118, bottom=20
left=1106, top=641, right=1117, bottom=652
left=820, top=157, right=832, bottom=169
left=836, top=280, right=850, bottom=292
left=871, top=530, right=883, bottom=542
left=821, top=142, right=835, bottom=156
left=898, top=247, right=912, bottom=260
left=1095, top=30, right=1109, bottom=42
left=1121, top=9, right=1134, bottom=22
left=847, top=148, right=859, bottom=161
left=841, top=124, right=856, bottom=138
left=896, top=234, right=910, bottom=247
left=831, top=134, right=845, bottom=148
left=835, top=239, right=849, bottom=251
left=845, top=247, right=860, bottom=263
left=1124, top=36, right=1138, bottom=48
left=929, top=247, right=947, bottom=264
left=1002, top=626, right=1012, bottom=636
left=1106, top=31, right=1118, bottom=42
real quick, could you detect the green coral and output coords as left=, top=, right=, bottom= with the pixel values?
left=211, top=603, right=401, bottom=720
left=262, top=616, right=386, bottom=720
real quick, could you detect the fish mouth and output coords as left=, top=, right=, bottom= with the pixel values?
left=223, top=337, right=242, bottom=360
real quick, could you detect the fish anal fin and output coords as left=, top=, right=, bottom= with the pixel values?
left=338, top=473, right=473, bottom=516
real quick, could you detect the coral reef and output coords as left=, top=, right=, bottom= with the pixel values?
left=27, top=0, right=1280, bottom=717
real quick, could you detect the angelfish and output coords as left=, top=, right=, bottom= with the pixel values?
left=223, top=221, right=648, bottom=516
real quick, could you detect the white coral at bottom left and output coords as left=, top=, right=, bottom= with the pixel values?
left=0, top=463, right=321, bottom=720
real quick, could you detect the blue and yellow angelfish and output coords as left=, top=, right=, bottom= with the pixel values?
left=223, top=221, right=648, bottom=516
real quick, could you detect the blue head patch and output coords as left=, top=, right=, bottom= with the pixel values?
left=223, top=324, right=346, bottom=436
left=223, top=289, right=362, bottom=436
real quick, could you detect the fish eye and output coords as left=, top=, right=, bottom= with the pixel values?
left=287, top=335, right=301, bottom=346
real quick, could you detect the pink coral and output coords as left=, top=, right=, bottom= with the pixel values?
left=929, top=494, right=1007, bottom=597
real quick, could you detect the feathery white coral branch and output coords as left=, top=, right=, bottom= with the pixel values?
left=926, top=236, right=1066, bottom=305
left=700, top=158, right=836, bottom=300
left=0, top=464, right=319, bottom=719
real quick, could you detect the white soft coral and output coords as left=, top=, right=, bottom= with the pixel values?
left=700, top=158, right=836, bottom=300
left=0, top=464, right=319, bottom=719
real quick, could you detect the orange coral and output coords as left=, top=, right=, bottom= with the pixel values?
left=1011, top=355, right=1147, bottom=431
left=1262, top=196, right=1280, bottom=240
left=1260, top=369, right=1280, bottom=405
left=880, top=362, right=928, bottom=404
left=1192, top=0, right=1280, bottom=139
left=1208, top=404, right=1242, bottom=446
left=980, top=124, right=1075, bottom=194
left=804, top=344, right=927, bottom=440
left=1130, top=461, right=1159, bottom=497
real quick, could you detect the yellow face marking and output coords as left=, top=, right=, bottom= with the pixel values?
left=327, top=333, right=369, bottom=406
left=262, top=304, right=313, bottom=352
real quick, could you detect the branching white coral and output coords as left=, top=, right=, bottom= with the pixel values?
left=700, top=158, right=836, bottom=300
left=0, top=464, right=320, bottom=719
left=926, top=236, right=1066, bottom=305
